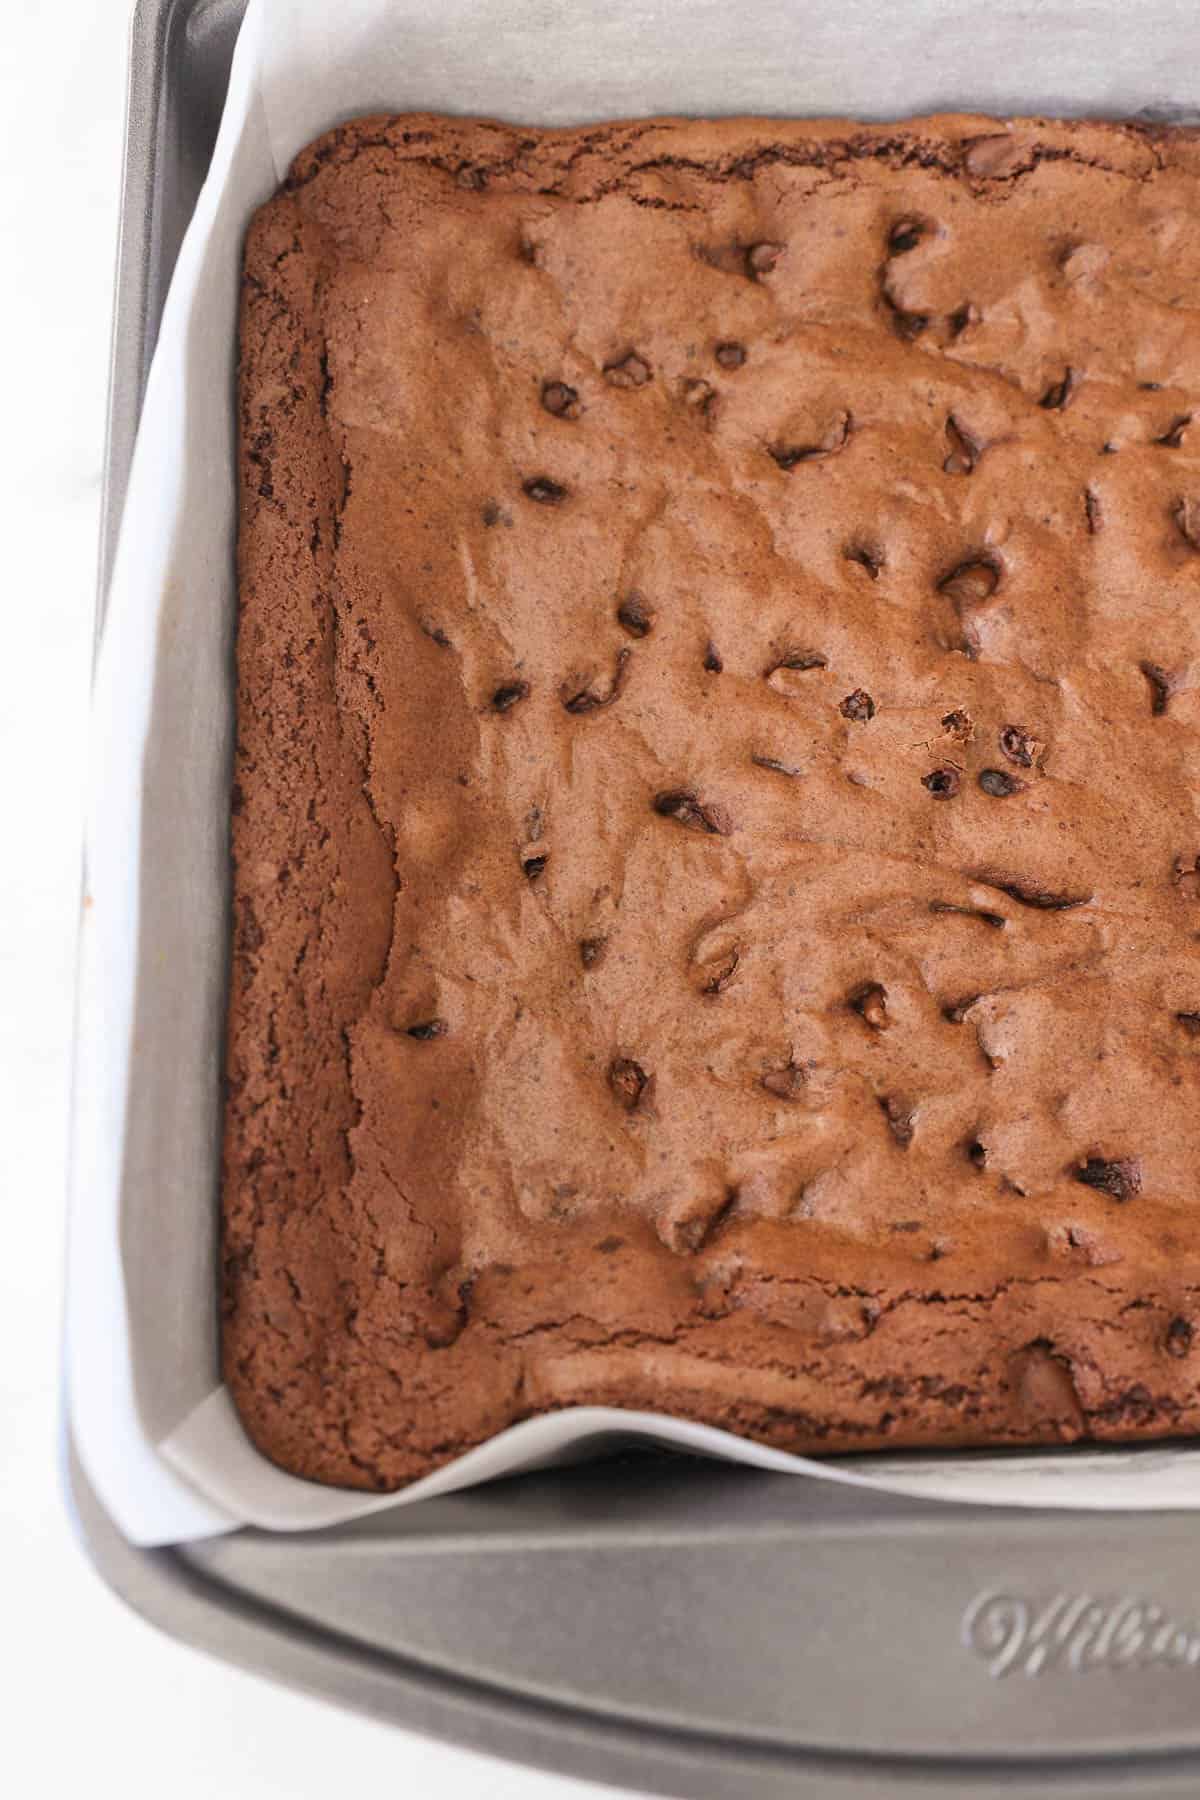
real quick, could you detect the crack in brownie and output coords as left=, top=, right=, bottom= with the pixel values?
left=226, top=112, right=1200, bottom=1490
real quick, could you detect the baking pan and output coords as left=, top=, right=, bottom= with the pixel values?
left=68, top=2, right=1200, bottom=1794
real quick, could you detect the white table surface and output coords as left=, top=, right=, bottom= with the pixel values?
left=0, top=3, right=646, bottom=1793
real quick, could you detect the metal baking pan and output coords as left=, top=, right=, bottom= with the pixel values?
left=69, top=2, right=1200, bottom=1794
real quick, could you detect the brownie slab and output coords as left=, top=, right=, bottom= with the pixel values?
left=226, top=112, right=1200, bottom=1489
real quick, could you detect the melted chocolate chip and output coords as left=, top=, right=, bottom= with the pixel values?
left=522, top=853, right=549, bottom=880
left=1140, top=662, right=1173, bottom=716
left=617, top=593, right=655, bottom=637
left=845, top=544, right=883, bottom=580
left=1156, top=415, right=1191, bottom=448
left=1084, top=488, right=1103, bottom=534
left=938, top=556, right=1001, bottom=605
left=752, top=753, right=801, bottom=777
left=923, top=766, right=961, bottom=798
left=653, top=789, right=733, bottom=835
left=1039, top=367, right=1076, bottom=411
left=840, top=688, right=876, bottom=723
left=967, top=1138, right=988, bottom=1167
left=609, top=1057, right=653, bottom=1112
left=941, top=709, right=974, bottom=741
left=979, top=767, right=1024, bottom=798
left=982, top=878, right=1090, bottom=911
left=746, top=241, right=784, bottom=278
left=880, top=1095, right=916, bottom=1147
left=1167, top=1316, right=1194, bottom=1358
left=604, top=351, right=652, bottom=389
left=703, top=642, right=724, bottom=673
left=930, top=901, right=1006, bottom=929
left=715, top=340, right=746, bottom=369
left=406, top=1019, right=448, bottom=1041
left=849, top=981, right=889, bottom=1029
left=580, top=936, right=607, bottom=968
left=1075, top=1156, right=1142, bottom=1203
left=888, top=218, right=924, bottom=255
left=1174, top=497, right=1200, bottom=550
left=491, top=679, right=530, bottom=713
left=523, top=476, right=568, bottom=504
left=766, top=648, right=826, bottom=677
left=943, top=414, right=980, bottom=476
left=1175, top=1011, right=1200, bottom=1036
left=541, top=380, right=582, bottom=419
left=561, top=648, right=631, bottom=714
left=999, top=724, right=1039, bottom=767
left=700, top=945, right=741, bottom=996
left=760, top=1060, right=807, bottom=1100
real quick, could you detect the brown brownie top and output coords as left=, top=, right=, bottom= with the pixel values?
left=226, top=113, right=1200, bottom=1490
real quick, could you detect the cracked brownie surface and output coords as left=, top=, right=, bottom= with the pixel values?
left=226, top=111, right=1200, bottom=1490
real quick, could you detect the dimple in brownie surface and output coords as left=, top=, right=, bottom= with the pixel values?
left=227, top=111, right=1200, bottom=1491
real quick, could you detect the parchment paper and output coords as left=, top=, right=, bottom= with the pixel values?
left=68, top=0, right=1200, bottom=1546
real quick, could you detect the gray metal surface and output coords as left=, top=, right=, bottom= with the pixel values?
left=72, top=1, right=1200, bottom=1794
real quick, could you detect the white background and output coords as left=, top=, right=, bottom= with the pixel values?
left=0, top=2, right=639, bottom=1793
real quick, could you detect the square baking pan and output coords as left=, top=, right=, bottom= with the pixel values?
left=67, top=2, right=1200, bottom=1795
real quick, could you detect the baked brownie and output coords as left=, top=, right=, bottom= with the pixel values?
left=226, top=112, right=1200, bottom=1490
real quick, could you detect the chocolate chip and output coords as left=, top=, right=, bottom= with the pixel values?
left=617, top=593, right=655, bottom=637
left=849, top=981, right=889, bottom=1029
left=1156, top=415, right=1191, bottom=448
left=845, top=544, right=883, bottom=580
left=941, top=709, right=974, bottom=741
left=1174, top=497, right=1200, bottom=550
left=1175, top=1011, right=1200, bottom=1035
left=880, top=1095, right=915, bottom=1147
left=923, top=766, right=961, bottom=798
left=761, top=1060, right=807, bottom=1100
left=1075, top=1156, right=1142, bottom=1203
left=609, top=1056, right=653, bottom=1112
left=840, top=688, right=875, bottom=723
left=746, top=241, right=783, bottom=278
left=561, top=648, right=632, bottom=714
left=1039, top=367, right=1075, bottom=411
left=1166, top=1316, right=1194, bottom=1358
left=604, top=351, right=652, bottom=389
left=522, top=853, right=548, bottom=880
left=523, top=476, right=568, bottom=504
left=938, top=556, right=1000, bottom=606
left=407, top=1019, right=448, bottom=1040
left=888, top=219, right=923, bottom=255
left=653, top=789, right=733, bottom=835
left=751, top=753, right=801, bottom=777
left=715, top=340, right=746, bottom=369
left=541, top=380, right=582, bottom=419
left=491, top=680, right=530, bottom=712
left=999, top=724, right=1039, bottom=767
left=979, top=768, right=1024, bottom=798
left=943, top=414, right=980, bottom=476
left=1140, top=661, right=1177, bottom=717
left=703, top=642, right=724, bottom=673
left=580, top=936, right=607, bottom=968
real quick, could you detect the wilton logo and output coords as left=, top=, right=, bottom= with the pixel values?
left=962, top=1589, right=1200, bottom=1678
